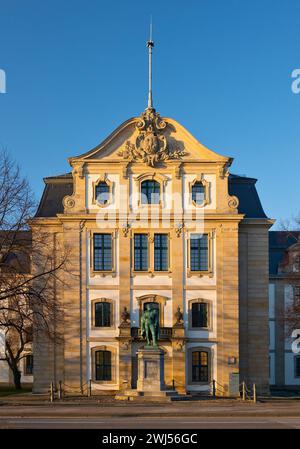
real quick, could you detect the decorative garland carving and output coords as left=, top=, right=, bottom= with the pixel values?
left=118, top=108, right=186, bottom=167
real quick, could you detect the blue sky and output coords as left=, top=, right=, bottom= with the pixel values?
left=0, top=0, right=299, bottom=226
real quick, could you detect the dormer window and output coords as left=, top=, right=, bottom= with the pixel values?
left=93, top=175, right=113, bottom=207
left=189, top=176, right=209, bottom=207
left=96, top=182, right=110, bottom=206
left=141, top=180, right=160, bottom=204
left=192, top=181, right=205, bottom=206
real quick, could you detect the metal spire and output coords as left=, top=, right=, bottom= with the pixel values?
left=146, top=17, right=154, bottom=109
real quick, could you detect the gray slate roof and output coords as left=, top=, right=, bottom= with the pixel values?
left=228, top=174, right=267, bottom=219
left=35, top=174, right=73, bottom=218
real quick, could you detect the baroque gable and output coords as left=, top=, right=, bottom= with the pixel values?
left=68, top=107, right=232, bottom=169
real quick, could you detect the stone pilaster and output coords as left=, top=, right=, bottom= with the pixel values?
left=216, top=223, right=240, bottom=395
left=171, top=168, right=186, bottom=392
left=118, top=173, right=132, bottom=389
left=239, top=223, right=271, bottom=395
left=62, top=222, right=82, bottom=391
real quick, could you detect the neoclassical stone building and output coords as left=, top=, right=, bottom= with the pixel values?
left=30, top=100, right=273, bottom=395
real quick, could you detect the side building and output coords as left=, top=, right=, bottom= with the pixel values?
left=269, top=231, right=300, bottom=391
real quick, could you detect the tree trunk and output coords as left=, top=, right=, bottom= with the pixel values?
left=12, top=366, right=22, bottom=390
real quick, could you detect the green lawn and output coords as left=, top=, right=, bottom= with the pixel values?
left=0, top=386, right=32, bottom=397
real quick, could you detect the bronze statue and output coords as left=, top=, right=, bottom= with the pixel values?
left=141, top=304, right=159, bottom=347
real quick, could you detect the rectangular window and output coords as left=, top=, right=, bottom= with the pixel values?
left=93, top=233, right=112, bottom=271
left=95, top=350, right=112, bottom=381
left=154, top=234, right=168, bottom=271
left=192, top=351, right=209, bottom=382
left=95, top=302, right=111, bottom=327
left=25, top=354, right=33, bottom=375
left=295, top=356, right=300, bottom=377
left=192, top=302, right=208, bottom=328
left=134, top=234, right=148, bottom=271
left=190, top=234, right=209, bottom=271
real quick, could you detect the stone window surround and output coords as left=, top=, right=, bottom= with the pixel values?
left=91, top=345, right=117, bottom=385
left=186, top=231, right=213, bottom=278
left=92, top=174, right=113, bottom=208
left=23, top=352, right=33, bottom=376
left=134, top=172, right=169, bottom=208
left=187, top=346, right=212, bottom=385
left=132, top=231, right=172, bottom=276
left=136, top=294, right=168, bottom=328
left=188, top=174, right=210, bottom=208
left=89, top=230, right=117, bottom=277
left=90, top=298, right=115, bottom=330
left=188, top=298, right=213, bottom=331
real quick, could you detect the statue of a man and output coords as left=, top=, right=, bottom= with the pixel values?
left=141, top=304, right=159, bottom=347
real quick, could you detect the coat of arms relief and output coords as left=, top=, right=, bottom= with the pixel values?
left=118, top=108, right=186, bottom=167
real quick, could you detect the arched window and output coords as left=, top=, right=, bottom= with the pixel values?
left=95, top=350, right=112, bottom=381
left=191, top=181, right=205, bottom=206
left=141, top=180, right=160, bottom=204
left=191, top=302, right=208, bottom=328
left=94, top=302, right=111, bottom=327
left=192, top=351, right=209, bottom=382
left=95, top=181, right=110, bottom=206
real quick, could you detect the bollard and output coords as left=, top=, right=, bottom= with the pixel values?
left=253, top=383, right=257, bottom=404
left=88, top=379, right=92, bottom=397
left=172, top=379, right=175, bottom=390
left=242, top=381, right=246, bottom=401
left=212, top=379, right=216, bottom=399
left=50, top=381, right=54, bottom=403
left=58, top=380, right=62, bottom=400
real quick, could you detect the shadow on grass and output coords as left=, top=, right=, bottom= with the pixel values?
left=0, top=387, right=32, bottom=397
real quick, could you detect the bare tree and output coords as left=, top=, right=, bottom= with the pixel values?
left=0, top=150, right=68, bottom=389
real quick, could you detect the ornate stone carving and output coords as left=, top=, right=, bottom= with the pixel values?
left=120, top=341, right=129, bottom=350
left=175, top=223, right=184, bottom=238
left=120, top=306, right=130, bottom=325
left=118, top=108, right=186, bottom=167
left=228, top=195, right=239, bottom=210
left=173, top=340, right=185, bottom=352
left=63, top=196, right=75, bottom=209
left=121, top=223, right=130, bottom=237
left=219, top=163, right=230, bottom=179
left=174, top=306, right=184, bottom=325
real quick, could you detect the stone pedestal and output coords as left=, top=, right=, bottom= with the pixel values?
left=137, top=348, right=164, bottom=393
left=115, top=347, right=180, bottom=401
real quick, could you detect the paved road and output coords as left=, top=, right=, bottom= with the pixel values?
left=1, top=416, right=300, bottom=429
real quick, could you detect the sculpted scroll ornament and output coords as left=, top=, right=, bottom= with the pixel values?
left=228, top=195, right=239, bottom=210
left=63, top=196, right=75, bottom=210
left=118, top=108, right=186, bottom=167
